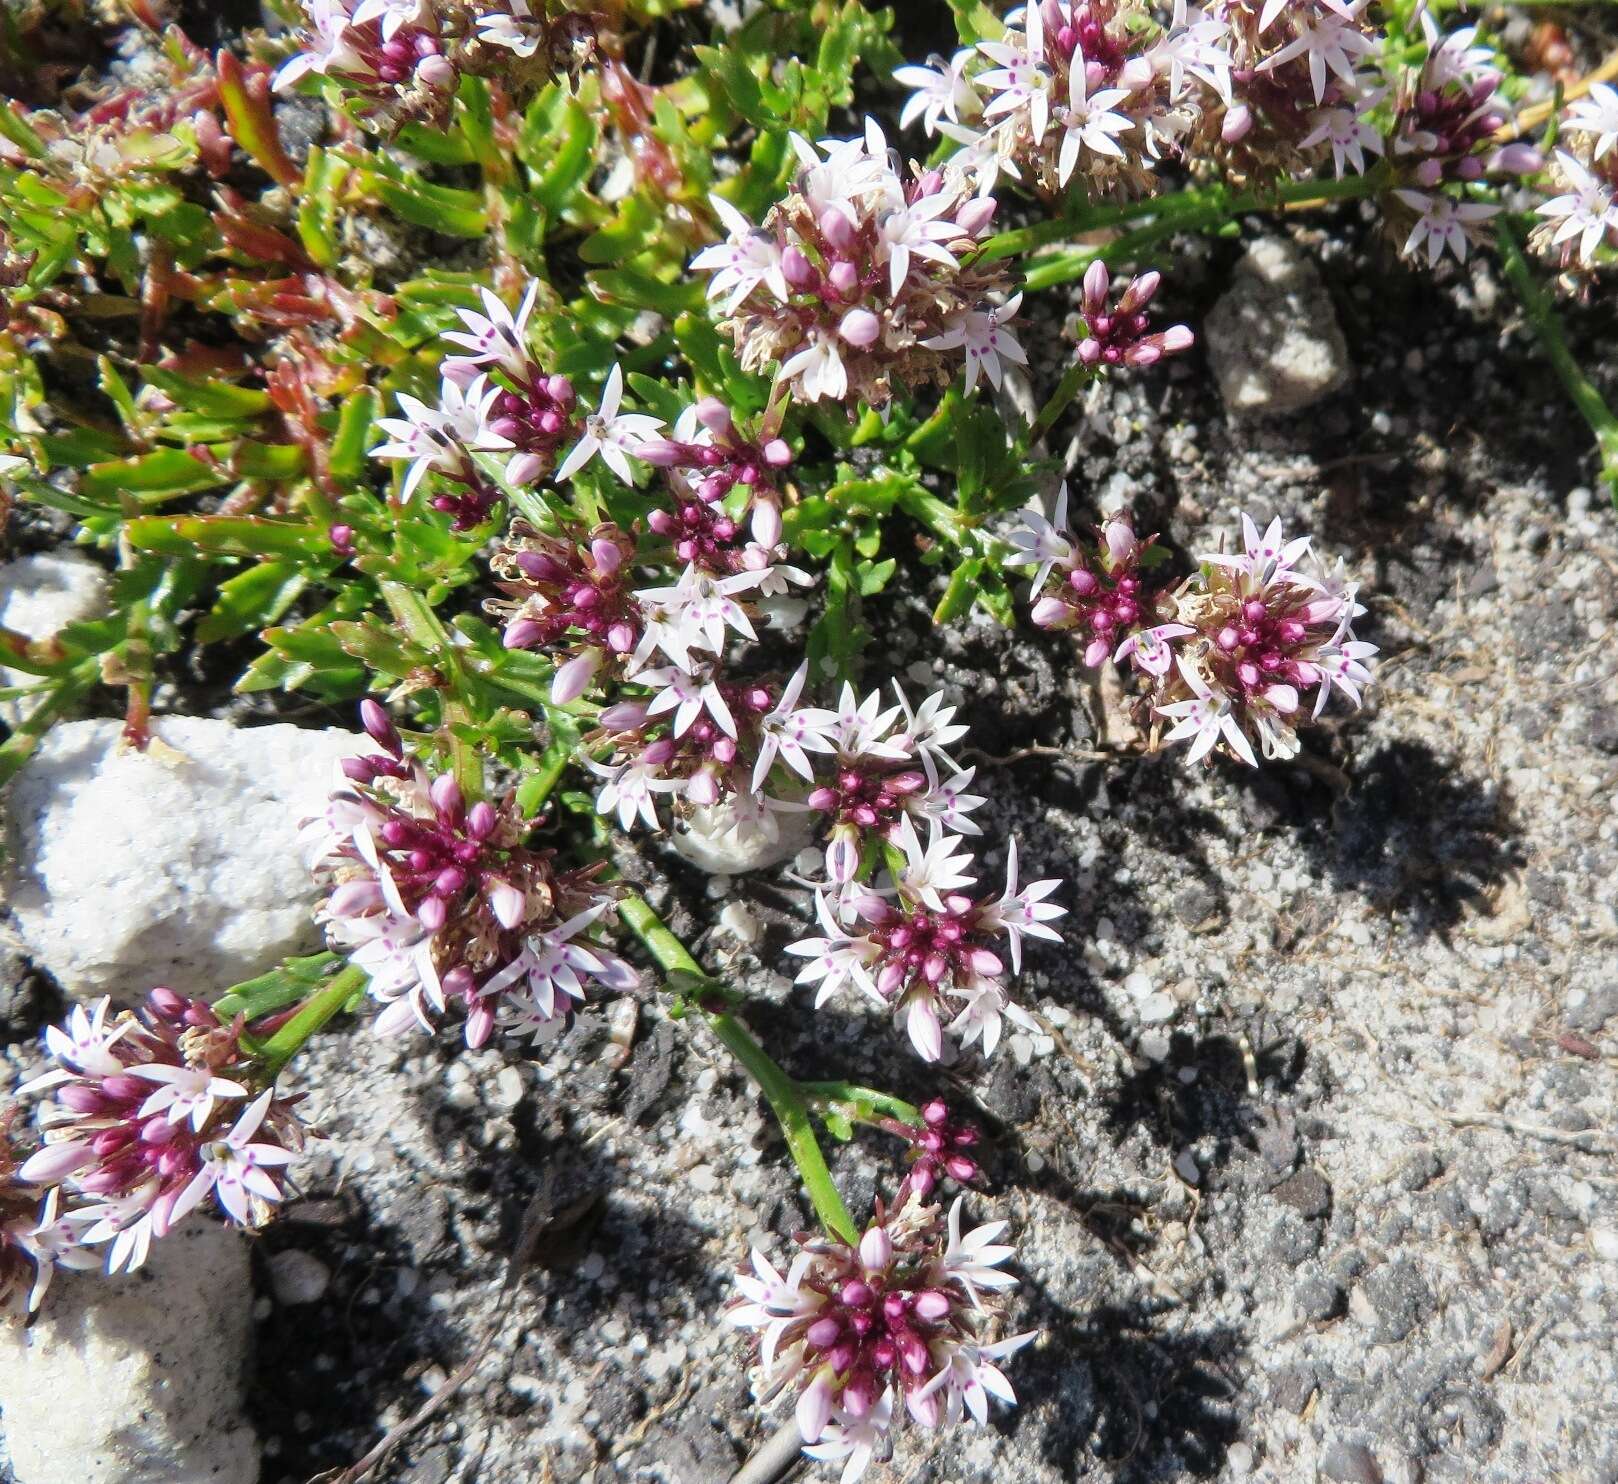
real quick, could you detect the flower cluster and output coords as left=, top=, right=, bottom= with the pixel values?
left=788, top=821, right=1063, bottom=1062
left=1011, top=497, right=1375, bottom=765
left=729, top=1193, right=1036, bottom=1482
left=372, top=283, right=668, bottom=528
left=301, top=702, right=636, bottom=1046
left=895, top=5, right=1571, bottom=272
left=691, top=119, right=1022, bottom=407
left=276, top=0, right=594, bottom=128
left=1531, top=86, right=1618, bottom=275
left=13, top=994, right=306, bottom=1278
left=899, top=0, right=1226, bottom=199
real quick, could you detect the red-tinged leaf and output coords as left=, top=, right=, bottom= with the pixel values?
left=216, top=51, right=300, bottom=189
left=212, top=208, right=314, bottom=269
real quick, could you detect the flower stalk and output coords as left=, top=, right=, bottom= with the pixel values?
left=256, top=964, right=371, bottom=1079
left=617, top=891, right=858, bottom=1244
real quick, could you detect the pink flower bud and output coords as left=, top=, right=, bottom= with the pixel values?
left=838, top=308, right=881, bottom=347
left=1222, top=103, right=1252, bottom=144
left=551, top=650, right=600, bottom=705
left=955, top=196, right=997, bottom=236
left=430, top=772, right=463, bottom=817
left=913, top=1289, right=951, bottom=1321
left=782, top=245, right=818, bottom=290
left=694, top=397, right=733, bottom=435
left=763, top=438, right=793, bottom=467
left=591, top=538, right=622, bottom=574
left=796, top=1376, right=834, bottom=1445
left=827, top=260, right=860, bottom=299
left=819, top=207, right=857, bottom=254
left=503, top=618, right=545, bottom=650
left=750, top=496, right=783, bottom=548
left=416, top=54, right=456, bottom=89
left=418, top=895, right=448, bottom=932
left=506, top=452, right=545, bottom=486
left=859, top=1225, right=893, bottom=1272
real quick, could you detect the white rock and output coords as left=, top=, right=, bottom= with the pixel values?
left=1204, top=239, right=1349, bottom=415
left=0, top=1218, right=257, bottom=1484
left=268, top=1248, right=332, bottom=1306
left=670, top=797, right=813, bottom=874
left=1139, top=992, right=1177, bottom=1024
left=3, top=717, right=359, bottom=1002
left=0, top=551, right=110, bottom=727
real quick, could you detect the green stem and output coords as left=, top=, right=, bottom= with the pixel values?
left=978, top=170, right=1388, bottom=264
left=256, top=964, right=370, bottom=1078
left=1028, top=358, right=1094, bottom=444
left=0, top=659, right=99, bottom=789
left=211, top=952, right=342, bottom=1024
left=379, top=579, right=482, bottom=800
left=1496, top=218, right=1618, bottom=507
left=799, top=1081, right=922, bottom=1127
left=617, top=892, right=858, bottom=1244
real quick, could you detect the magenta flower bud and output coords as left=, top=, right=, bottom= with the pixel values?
left=435, top=866, right=467, bottom=895
left=955, top=196, right=997, bottom=236
left=806, top=1316, right=843, bottom=1349
left=466, top=801, right=497, bottom=840
left=763, top=438, right=792, bottom=467
left=946, top=1153, right=979, bottom=1181
left=417, top=895, right=448, bottom=932
left=1415, top=157, right=1444, bottom=188
left=606, top=621, right=637, bottom=654
left=782, top=245, right=818, bottom=290
left=819, top=206, right=857, bottom=253
left=360, top=698, right=401, bottom=754
left=1117, top=271, right=1161, bottom=315
left=827, top=259, right=860, bottom=299
left=922, top=1098, right=949, bottom=1126
left=841, top=1278, right=872, bottom=1307
left=590, top=538, right=622, bottom=575
left=909, top=1164, right=936, bottom=1195
left=913, top=1289, right=951, bottom=1321
left=329, top=523, right=355, bottom=552
left=839, top=307, right=881, bottom=347
left=546, top=374, right=575, bottom=407
left=416, top=54, right=456, bottom=89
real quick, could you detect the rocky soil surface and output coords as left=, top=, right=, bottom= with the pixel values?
left=5, top=10, right=1618, bottom=1484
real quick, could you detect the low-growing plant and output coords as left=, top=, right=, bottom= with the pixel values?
left=2, top=0, right=1614, bottom=1477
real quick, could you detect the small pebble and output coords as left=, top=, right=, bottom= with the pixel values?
left=269, top=1249, right=332, bottom=1307
left=1174, top=1149, right=1201, bottom=1185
